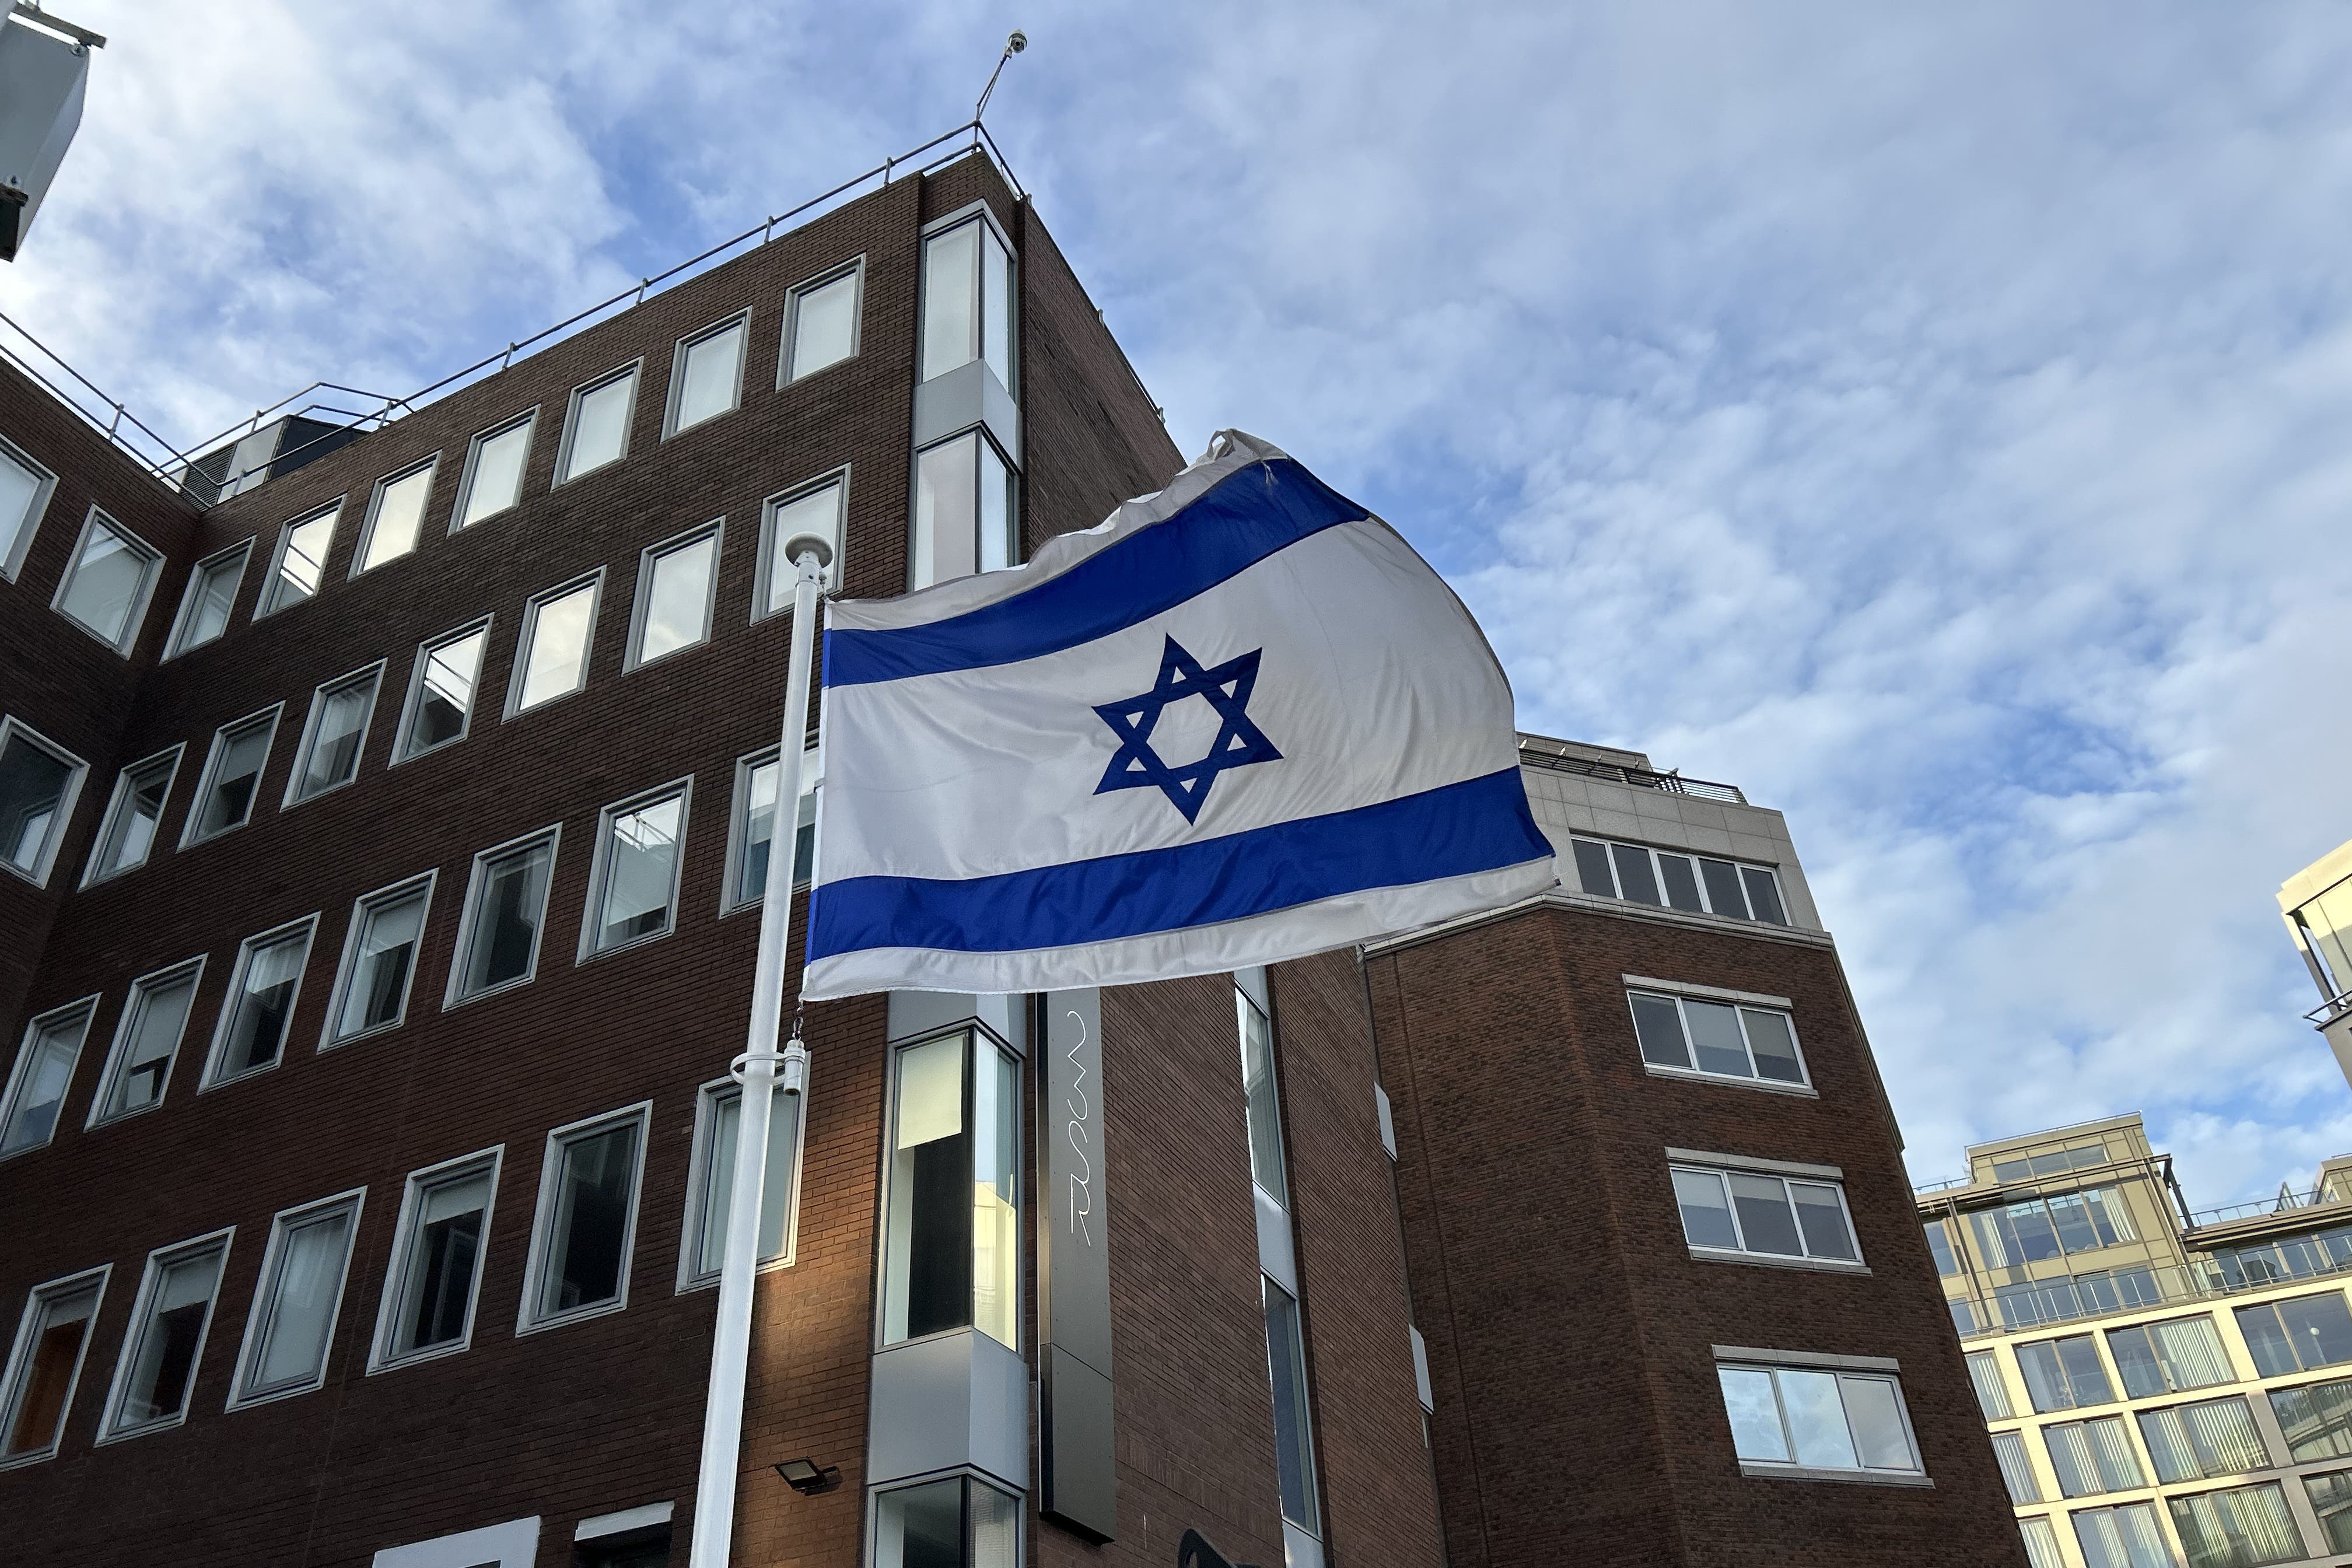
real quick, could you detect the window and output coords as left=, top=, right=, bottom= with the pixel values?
left=2108, top=1315, right=2233, bottom=1399
left=625, top=522, right=719, bottom=670
left=2046, top=1415, right=2144, bottom=1497
left=1570, top=836, right=1790, bottom=925
left=872, top=1475, right=1019, bottom=1568
left=920, top=209, right=1014, bottom=388
left=201, top=916, right=317, bottom=1087
left=87, top=957, right=203, bottom=1125
left=52, top=506, right=162, bottom=653
left=395, top=617, right=491, bottom=761
left=82, top=744, right=181, bottom=886
left=180, top=704, right=282, bottom=847
left=2305, top=1469, right=2352, bottom=1553
left=284, top=662, right=384, bottom=805
left=780, top=259, right=862, bottom=384
left=1264, top=1278, right=1321, bottom=1535
left=1238, top=988, right=1289, bottom=1207
left=352, top=455, right=438, bottom=575
left=323, top=873, right=435, bottom=1045
left=519, top=1104, right=648, bottom=1331
left=1671, top=1163, right=1860, bottom=1265
left=0, top=716, right=87, bottom=886
left=228, top=1189, right=362, bottom=1407
left=2274, top=1376, right=2352, bottom=1461
left=370, top=1149, right=501, bottom=1369
left=164, top=539, right=251, bottom=656
left=2210, top=1228, right=2352, bottom=1287
left=755, top=473, right=846, bottom=619
left=1972, top=1187, right=2138, bottom=1267
left=880, top=1029, right=1020, bottom=1349
left=0, top=1266, right=106, bottom=1465
left=556, top=362, right=639, bottom=484
left=1992, top=1142, right=2112, bottom=1184
left=1990, top=1430, right=2040, bottom=1503
left=257, top=501, right=340, bottom=617
left=910, top=429, right=1016, bottom=589
left=2236, top=1292, right=2352, bottom=1377
left=447, top=826, right=558, bottom=1003
left=2140, top=1396, right=2269, bottom=1483
left=97, top=1230, right=231, bottom=1441
left=1967, top=1349, right=2014, bottom=1419
left=664, top=311, right=747, bottom=438
left=2020, top=1517, right=2064, bottom=1568
left=1715, top=1360, right=1923, bottom=1476
left=1924, top=1219, right=1960, bottom=1276
left=723, top=746, right=817, bottom=913
left=1626, top=989, right=1808, bottom=1087
left=0, top=432, right=57, bottom=582
left=2073, top=1503, right=2171, bottom=1568
left=2168, top=1482, right=2305, bottom=1568
left=680, top=1073, right=806, bottom=1287
left=450, top=410, right=534, bottom=531
left=575, top=1513, right=674, bottom=1568
left=582, top=783, right=688, bottom=956
left=0, top=998, right=94, bottom=1158
left=2016, top=1332, right=2115, bottom=1412
left=506, top=570, right=602, bottom=715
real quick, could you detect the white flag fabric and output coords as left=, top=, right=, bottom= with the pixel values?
left=800, top=430, right=1555, bottom=1000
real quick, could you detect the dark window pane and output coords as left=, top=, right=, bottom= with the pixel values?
left=1699, top=858, right=1748, bottom=917
left=2057, top=1334, right=2114, bottom=1405
left=1683, top=1001, right=1751, bottom=1076
left=4, top=1301, right=92, bottom=1454
left=1741, top=866, right=1788, bottom=924
left=1728, top=1175, right=1804, bottom=1255
left=2275, top=1378, right=2352, bottom=1462
left=411, top=1211, right=482, bottom=1349
left=1611, top=843, right=1661, bottom=905
left=1571, top=838, right=1614, bottom=897
left=2307, top=1470, right=2352, bottom=1553
left=2109, top=1326, right=2165, bottom=1400
left=1671, top=1168, right=1738, bottom=1249
left=2018, top=1342, right=2071, bottom=1412
left=2007, top=1200, right=2063, bottom=1263
left=2281, top=1293, right=2352, bottom=1371
left=1629, top=993, right=1692, bottom=1069
left=541, top=1124, right=638, bottom=1316
left=1740, top=1009, right=1805, bottom=1083
left=1657, top=853, right=1704, bottom=911
left=1924, top=1222, right=1960, bottom=1277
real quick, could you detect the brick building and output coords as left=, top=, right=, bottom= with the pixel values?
left=0, top=139, right=2021, bottom=1566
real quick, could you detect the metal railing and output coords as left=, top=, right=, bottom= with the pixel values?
left=2307, top=990, right=2352, bottom=1028
left=2188, top=1188, right=2348, bottom=1228
left=1952, top=1247, right=2352, bottom=1339
left=1515, top=738, right=1746, bottom=805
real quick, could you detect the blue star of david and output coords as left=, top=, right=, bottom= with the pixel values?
left=1093, top=635, right=1284, bottom=822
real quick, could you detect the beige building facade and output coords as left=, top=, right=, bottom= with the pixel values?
left=2280, top=841, right=2352, bottom=1089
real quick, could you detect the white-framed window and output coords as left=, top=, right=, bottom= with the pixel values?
left=256, top=501, right=341, bottom=618
left=228, top=1188, right=365, bottom=1409
left=2045, top=1413, right=2146, bottom=1497
left=919, top=206, right=1014, bottom=390
left=351, top=454, right=439, bottom=576
left=517, top=1103, right=650, bottom=1333
left=51, top=506, right=163, bottom=654
left=369, top=1147, right=501, bottom=1371
left=1264, top=1275, right=1322, bottom=1540
left=663, top=310, right=748, bottom=438
left=0, top=432, right=57, bottom=582
left=0, top=996, right=95, bottom=1158
left=679, top=1072, right=806, bottom=1289
left=1572, top=835, right=1790, bottom=925
left=445, top=824, right=559, bottom=1005
left=506, top=569, right=603, bottom=716
left=449, top=408, right=536, bottom=532
left=554, top=360, right=640, bottom=485
left=0, top=715, right=88, bottom=887
left=96, top=1228, right=233, bottom=1443
left=201, top=914, right=318, bottom=1088
left=0, top=1264, right=107, bottom=1466
left=284, top=660, right=386, bottom=806
left=180, top=704, right=282, bottom=848
left=880, top=1028, right=1020, bottom=1349
left=1670, top=1160, right=1863, bottom=1266
left=2071, top=1502, right=2169, bottom=1568
left=369, top=1517, right=541, bottom=1568
left=722, top=745, right=817, bottom=914
left=86, top=956, right=205, bottom=1126
left=780, top=258, right=862, bottom=386
left=2137, top=1395, right=2270, bottom=1485
left=625, top=520, right=720, bottom=670
left=1715, top=1357, right=1924, bottom=1479
left=322, top=872, right=436, bottom=1046
left=1626, top=988, right=1809, bottom=1088
left=163, top=538, right=252, bottom=657
left=870, top=1472, right=1021, bottom=1568
left=754, top=471, right=846, bottom=619
left=910, top=429, right=1016, bottom=590
left=580, top=780, right=689, bottom=958
left=394, top=616, right=492, bottom=762
left=1238, top=986, right=1289, bottom=1208
left=2168, top=1482, right=2305, bottom=1567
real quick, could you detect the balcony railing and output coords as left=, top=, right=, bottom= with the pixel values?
left=2306, top=990, right=2352, bottom=1029
left=1951, top=1242, right=2352, bottom=1339
left=2188, top=1188, right=2346, bottom=1228
left=1515, top=739, right=1746, bottom=806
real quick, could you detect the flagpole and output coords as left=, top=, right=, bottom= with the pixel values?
left=690, top=532, right=832, bottom=1568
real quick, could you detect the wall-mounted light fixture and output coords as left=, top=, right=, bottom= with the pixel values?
left=774, top=1458, right=841, bottom=1496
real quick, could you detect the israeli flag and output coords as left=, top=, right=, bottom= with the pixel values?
left=800, top=431, right=1556, bottom=1000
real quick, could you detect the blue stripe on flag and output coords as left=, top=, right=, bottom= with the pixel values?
left=805, top=768, right=1552, bottom=961
left=824, top=457, right=1365, bottom=688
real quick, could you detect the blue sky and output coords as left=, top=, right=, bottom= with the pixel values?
left=10, top=2, right=2352, bottom=1203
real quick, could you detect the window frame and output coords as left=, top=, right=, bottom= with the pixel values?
left=662, top=308, right=751, bottom=440
left=162, top=537, right=254, bottom=658
left=514, top=1101, right=652, bottom=1335
left=909, top=425, right=1019, bottom=591
left=80, top=743, right=185, bottom=890
left=84, top=954, right=206, bottom=1129
left=1668, top=1157, right=1866, bottom=1269
left=0, top=715, right=89, bottom=887
left=624, top=518, right=723, bottom=672
left=0, top=431, right=58, bottom=583
left=348, top=453, right=442, bottom=579
left=225, top=1187, right=366, bottom=1410
left=754, top=468, right=848, bottom=621
left=778, top=257, right=864, bottom=387
left=877, top=1026, right=1024, bottom=1352
left=392, top=615, right=494, bottom=765
left=254, top=499, right=344, bottom=619
left=367, top=1145, right=504, bottom=1373
left=0, top=995, right=97, bottom=1160
left=443, top=823, right=562, bottom=1007
left=1572, top=835, right=1791, bottom=925
left=867, top=1470, right=1024, bottom=1568
left=2165, top=1479, right=2307, bottom=1568
left=94, top=1226, right=234, bottom=1444
left=0, top=1262, right=108, bottom=1468
left=503, top=568, right=605, bottom=719
left=678, top=1069, right=810, bottom=1290
left=2238, top=1292, right=2352, bottom=1377
left=447, top=407, right=537, bottom=534
left=1623, top=984, right=1814, bottom=1092
left=578, top=778, right=692, bottom=961
left=1714, top=1356, right=1927, bottom=1481
left=2017, top=1330, right=2119, bottom=1413
left=281, top=659, right=387, bottom=808
left=2136, top=1393, right=2272, bottom=1485
left=178, top=702, right=285, bottom=849
left=199, top=912, right=320, bottom=1091
left=720, top=743, right=818, bottom=915
left=49, top=504, right=164, bottom=654
left=918, top=202, right=1017, bottom=391
left=2043, top=1412, right=2147, bottom=1497
left=552, top=359, right=642, bottom=486
left=320, top=870, right=438, bottom=1049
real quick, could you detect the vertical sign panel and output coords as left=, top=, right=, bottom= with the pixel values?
left=1039, top=988, right=1115, bottom=1540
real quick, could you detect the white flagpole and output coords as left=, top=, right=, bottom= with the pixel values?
left=690, top=532, right=831, bottom=1568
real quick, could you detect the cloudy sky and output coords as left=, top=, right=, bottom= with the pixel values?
left=10, top=2, right=2351, bottom=1202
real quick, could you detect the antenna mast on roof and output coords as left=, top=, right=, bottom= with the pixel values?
left=975, top=30, right=1027, bottom=123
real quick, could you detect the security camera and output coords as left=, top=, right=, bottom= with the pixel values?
left=1009, top=30, right=1027, bottom=52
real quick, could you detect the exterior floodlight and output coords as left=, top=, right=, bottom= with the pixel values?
left=0, top=4, right=103, bottom=263
left=774, top=1458, right=841, bottom=1495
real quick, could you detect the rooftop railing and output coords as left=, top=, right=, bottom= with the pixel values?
left=2306, top=990, right=2352, bottom=1029
left=1515, top=738, right=1746, bottom=806
left=1951, top=1243, right=2352, bottom=1339
left=2188, top=1186, right=2352, bottom=1228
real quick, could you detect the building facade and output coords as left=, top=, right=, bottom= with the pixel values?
left=0, top=141, right=2019, bottom=1566
left=2280, top=844, right=2352, bottom=1091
